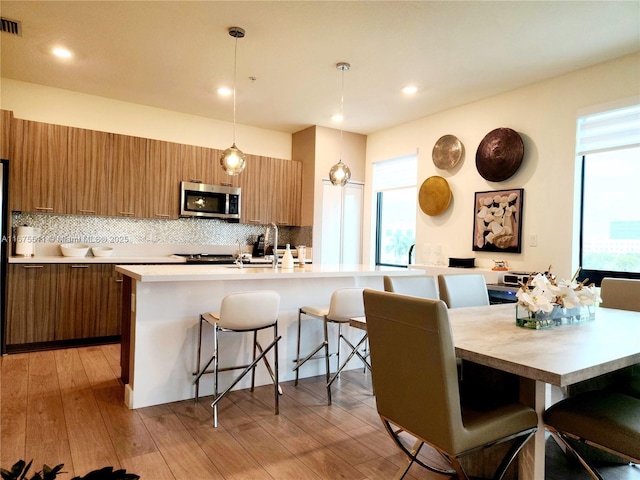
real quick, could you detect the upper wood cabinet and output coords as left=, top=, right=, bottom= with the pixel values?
left=108, top=133, right=147, bottom=217
left=11, top=119, right=68, bottom=213
left=271, top=157, right=302, bottom=226
left=180, top=144, right=215, bottom=184
left=1, top=109, right=13, bottom=159
left=239, top=155, right=270, bottom=224
left=68, top=127, right=109, bottom=216
left=145, top=139, right=181, bottom=219
left=240, top=156, right=302, bottom=226
left=6, top=115, right=302, bottom=223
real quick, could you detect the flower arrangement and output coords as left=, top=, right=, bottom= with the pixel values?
left=516, top=267, right=601, bottom=313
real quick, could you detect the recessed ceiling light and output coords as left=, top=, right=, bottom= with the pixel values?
left=52, top=47, right=72, bottom=58
left=217, top=87, right=232, bottom=96
left=402, top=85, right=418, bottom=95
left=331, top=114, right=343, bottom=122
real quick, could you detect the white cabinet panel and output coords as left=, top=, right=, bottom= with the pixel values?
left=320, top=181, right=363, bottom=264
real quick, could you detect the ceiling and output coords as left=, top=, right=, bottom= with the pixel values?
left=1, top=1, right=639, bottom=135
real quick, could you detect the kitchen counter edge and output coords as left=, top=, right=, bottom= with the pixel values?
left=9, top=256, right=186, bottom=264
left=115, top=264, right=419, bottom=282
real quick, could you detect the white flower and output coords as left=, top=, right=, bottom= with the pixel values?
left=576, top=284, right=602, bottom=306
left=516, top=271, right=599, bottom=313
left=516, top=278, right=555, bottom=313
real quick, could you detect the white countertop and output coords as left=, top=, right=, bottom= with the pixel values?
left=115, top=263, right=418, bottom=282
left=9, top=255, right=185, bottom=264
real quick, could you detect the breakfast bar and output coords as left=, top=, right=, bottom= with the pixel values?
left=115, top=263, right=419, bottom=409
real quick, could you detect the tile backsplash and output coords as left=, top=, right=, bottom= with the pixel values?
left=11, top=212, right=311, bottom=249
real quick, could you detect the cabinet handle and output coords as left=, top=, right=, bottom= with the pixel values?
left=70, top=265, right=89, bottom=268
left=154, top=213, right=170, bottom=218
left=249, top=219, right=262, bottom=223
left=119, top=212, right=135, bottom=216
left=189, top=179, right=203, bottom=183
left=23, top=265, right=43, bottom=269
left=78, top=209, right=97, bottom=214
left=35, top=206, right=53, bottom=211
left=219, top=182, right=232, bottom=187
left=115, top=279, right=124, bottom=283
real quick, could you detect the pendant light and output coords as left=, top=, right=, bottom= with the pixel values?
left=329, top=62, right=352, bottom=186
left=220, top=26, right=246, bottom=176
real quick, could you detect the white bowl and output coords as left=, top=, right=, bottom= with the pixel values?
left=60, top=243, right=90, bottom=257
left=91, top=246, right=114, bottom=257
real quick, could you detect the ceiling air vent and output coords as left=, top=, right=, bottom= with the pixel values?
left=1, top=17, right=22, bottom=36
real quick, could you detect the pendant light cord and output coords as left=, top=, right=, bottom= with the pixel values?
left=232, top=34, right=238, bottom=145
left=339, top=65, right=344, bottom=162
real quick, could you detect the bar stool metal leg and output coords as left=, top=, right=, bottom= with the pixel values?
left=274, top=322, right=280, bottom=415
left=324, top=317, right=332, bottom=405
left=295, top=308, right=303, bottom=386
left=210, top=327, right=281, bottom=427
left=213, top=322, right=220, bottom=427
left=293, top=311, right=329, bottom=385
left=193, top=314, right=217, bottom=403
left=194, top=314, right=204, bottom=402
left=251, top=330, right=258, bottom=391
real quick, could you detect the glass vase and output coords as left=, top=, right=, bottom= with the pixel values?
left=516, top=304, right=595, bottom=329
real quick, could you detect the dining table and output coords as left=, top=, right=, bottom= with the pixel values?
left=350, top=302, right=640, bottom=480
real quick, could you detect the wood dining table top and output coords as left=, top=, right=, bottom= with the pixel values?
left=351, top=302, right=640, bottom=388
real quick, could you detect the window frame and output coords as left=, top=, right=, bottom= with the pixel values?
left=374, top=187, right=416, bottom=267
left=578, top=152, right=640, bottom=286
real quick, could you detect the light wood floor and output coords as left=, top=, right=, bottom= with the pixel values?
left=1, top=344, right=639, bottom=479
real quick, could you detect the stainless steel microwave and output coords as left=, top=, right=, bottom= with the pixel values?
left=180, top=181, right=241, bottom=221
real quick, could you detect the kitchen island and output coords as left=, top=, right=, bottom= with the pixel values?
left=115, top=263, right=419, bottom=409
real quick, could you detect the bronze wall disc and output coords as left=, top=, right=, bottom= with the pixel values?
left=419, top=176, right=451, bottom=216
left=475, top=128, right=524, bottom=181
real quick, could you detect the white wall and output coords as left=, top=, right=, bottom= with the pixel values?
left=0, top=79, right=291, bottom=160
left=364, top=53, right=640, bottom=278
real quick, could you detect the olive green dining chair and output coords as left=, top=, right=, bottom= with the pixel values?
left=383, top=274, right=439, bottom=299
left=544, top=390, right=640, bottom=479
left=600, top=277, right=640, bottom=312
left=362, top=289, right=537, bottom=479
left=600, top=277, right=640, bottom=399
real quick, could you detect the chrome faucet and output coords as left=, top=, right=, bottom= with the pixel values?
left=235, top=239, right=243, bottom=269
left=269, top=222, right=278, bottom=269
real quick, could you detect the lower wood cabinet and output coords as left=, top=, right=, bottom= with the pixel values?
left=6, top=264, right=58, bottom=345
left=5, top=264, right=123, bottom=351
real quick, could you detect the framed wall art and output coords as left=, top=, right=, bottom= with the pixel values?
left=472, top=188, right=524, bottom=253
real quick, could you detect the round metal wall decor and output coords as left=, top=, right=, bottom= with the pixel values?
left=418, top=176, right=452, bottom=216
left=475, top=128, right=524, bottom=182
left=432, top=134, right=463, bottom=170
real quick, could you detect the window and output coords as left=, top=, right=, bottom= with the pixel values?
left=579, top=103, right=640, bottom=285
left=373, top=155, right=417, bottom=267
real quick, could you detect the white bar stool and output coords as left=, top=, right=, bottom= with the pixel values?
left=293, top=287, right=368, bottom=405
left=193, top=290, right=281, bottom=427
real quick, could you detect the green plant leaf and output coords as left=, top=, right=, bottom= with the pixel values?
left=42, top=464, right=65, bottom=480
left=0, top=459, right=33, bottom=480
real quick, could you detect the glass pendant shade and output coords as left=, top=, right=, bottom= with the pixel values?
left=329, top=160, right=351, bottom=186
left=220, top=143, right=246, bottom=175
left=220, top=26, right=246, bottom=176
